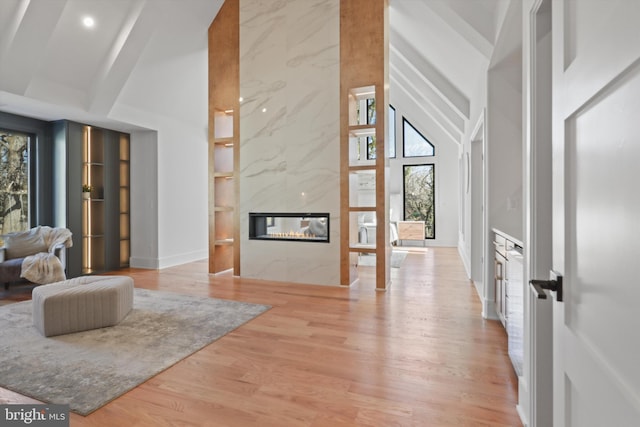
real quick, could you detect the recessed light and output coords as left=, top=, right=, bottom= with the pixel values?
left=262, top=108, right=267, bottom=113
left=83, top=16, right=95, bottom=28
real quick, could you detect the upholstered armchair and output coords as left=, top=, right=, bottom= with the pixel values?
left=0, top=226, right=72, bottom=289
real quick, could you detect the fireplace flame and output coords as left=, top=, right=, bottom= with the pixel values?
left=266, top=231, right=316, bottom=239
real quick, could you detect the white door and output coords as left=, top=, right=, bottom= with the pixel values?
left=549, top=1, right=640, bottom=425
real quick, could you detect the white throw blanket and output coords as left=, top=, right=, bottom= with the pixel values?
left=20, top=227, right=73, bottom=285
left=21, top=253, right=66, bottom=285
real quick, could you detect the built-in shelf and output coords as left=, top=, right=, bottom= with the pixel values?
left=342, top=78, right=388, bottom=289
left=210, top=106, right=237, bottom=274
left=348, top=125, right=376, bottom=137
left=347, top=84, right=381, bottom=271
left=208, top=0, right=240, bottom=276
left=118, top=134, right=130, bottom=268
left=348, top=165, right=376, bottom=172
left=349, top=244, right=376, bottom=252
left=52, top=120, right=130, bottom=277
left=214, top=238, right=234, bottom=245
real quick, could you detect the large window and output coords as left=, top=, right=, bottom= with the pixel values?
left=367, top=105, right=397, bottom=160
left=403, top=164, right=435, bottom=239
left=366, top=136, right=376, bottom=160
left=403, top=117, right=434, bottom=157
left=366, top=98, right=377, bottom=160
left=0, top=129, right=30, bottom=235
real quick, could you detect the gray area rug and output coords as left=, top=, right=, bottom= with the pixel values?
left=0, top=288, right=270, bottom=416
left=358, top=250, right=408, bottom=268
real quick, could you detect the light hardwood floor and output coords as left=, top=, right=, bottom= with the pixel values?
left=0, top=247, right=522, bottom=426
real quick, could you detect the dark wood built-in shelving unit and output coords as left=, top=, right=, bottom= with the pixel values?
left=53, top=120, right=130, bottom=278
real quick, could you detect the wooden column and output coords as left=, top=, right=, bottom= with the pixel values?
left=208, top=0, right=240, bottom=275
left=340, top=0, right=390, bottom=290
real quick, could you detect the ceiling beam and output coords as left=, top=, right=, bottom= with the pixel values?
left=390, top=52, right=465, bottom=136
left=87, top=0, right=158, bottom=116
left=421, top=0, right=494, bottom=60
left=0, top=0, right=66, bottom=96
left=390, top=31, right=470, bottom=120
left=390, top=79, right=460, bottom=147
left=0, top=0, right=31, bottom=67
left=390, top=67, right=463, bottom=145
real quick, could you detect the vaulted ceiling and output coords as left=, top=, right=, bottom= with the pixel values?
left=389, top=0, right=510, bottom=146
left=0, top=0, right=510, bottom=143
left=0, top=0, right=223, bottom=131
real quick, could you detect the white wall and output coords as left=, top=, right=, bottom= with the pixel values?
left=456, top=0, right=523, bottom=321
left=388, top=93, right=461, bottom=248
left=111, top=22, right=210, bottom=268
left=238, top=0, right=341, bottom=286
left=458, top=78, right=488, bottom=281
left=487, top=1, right=524, bottom=242
left=129, top=130, right=159, bottom=268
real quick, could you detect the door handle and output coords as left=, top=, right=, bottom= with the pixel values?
left=529, top=272, right=563, bottom=302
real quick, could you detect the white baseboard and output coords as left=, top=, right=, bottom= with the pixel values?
left=516, top=402, right=529, bottom=427
left=401, top=239, right=458, bottom=248
left=458, top=243, right=471, bottom=278
left=473, top=280, right=483, bottom=300
left=517, top=376, right=530, bottom=427
left=130, top=249, right=208, bottom=270
left=483, top=299, right=499, bottom=320
left=129, top=257, right=159, bottom=269
left=158, top=250, right=208, bottom=269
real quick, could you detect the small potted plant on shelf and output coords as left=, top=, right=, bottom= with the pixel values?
left=82, top=185, right=92, bottom=200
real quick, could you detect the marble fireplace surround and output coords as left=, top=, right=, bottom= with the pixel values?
left=239, top=0, right=341, bottom=286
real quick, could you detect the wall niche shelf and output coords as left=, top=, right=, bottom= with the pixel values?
left=340, top=0, right=389, bottom=290
left=341, top=81, right=389, bottom=290
left=53, top=120, right=130, bottom=278
left=209, top=106, right=238, bottom=274
left=208, top=0, right=239, bottom=276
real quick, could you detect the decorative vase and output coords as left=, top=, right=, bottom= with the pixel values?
left=82, top=192, right=90, bottom=200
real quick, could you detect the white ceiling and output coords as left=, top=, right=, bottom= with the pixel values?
left=0, top=0, right=224, bottom=131
left=0, top=0, right=510, bottom=142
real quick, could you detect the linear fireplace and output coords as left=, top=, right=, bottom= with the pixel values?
left=249, top=212, right=330, bottom=243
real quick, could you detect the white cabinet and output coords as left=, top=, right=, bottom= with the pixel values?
left=493, top=229, right=523, bottom=376
left=493, top=233, right=508, bottom=327
left=506, top=246, right=523, bottom=377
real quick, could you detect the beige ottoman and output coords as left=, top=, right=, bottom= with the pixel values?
left=32, top=275, right=134, bottom=337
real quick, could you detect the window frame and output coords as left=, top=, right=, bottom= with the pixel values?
left=388, top=105, right=396, bottom=159
left=402, top=163, right=436, bottom=239
left=366, top=136, right=376, bottom=160
left=402, top=117, right=435, bottom=158
left=0, top=128, right=35, bottom=233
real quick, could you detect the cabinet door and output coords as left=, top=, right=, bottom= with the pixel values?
left=494, top=253, right=506, bottom=326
